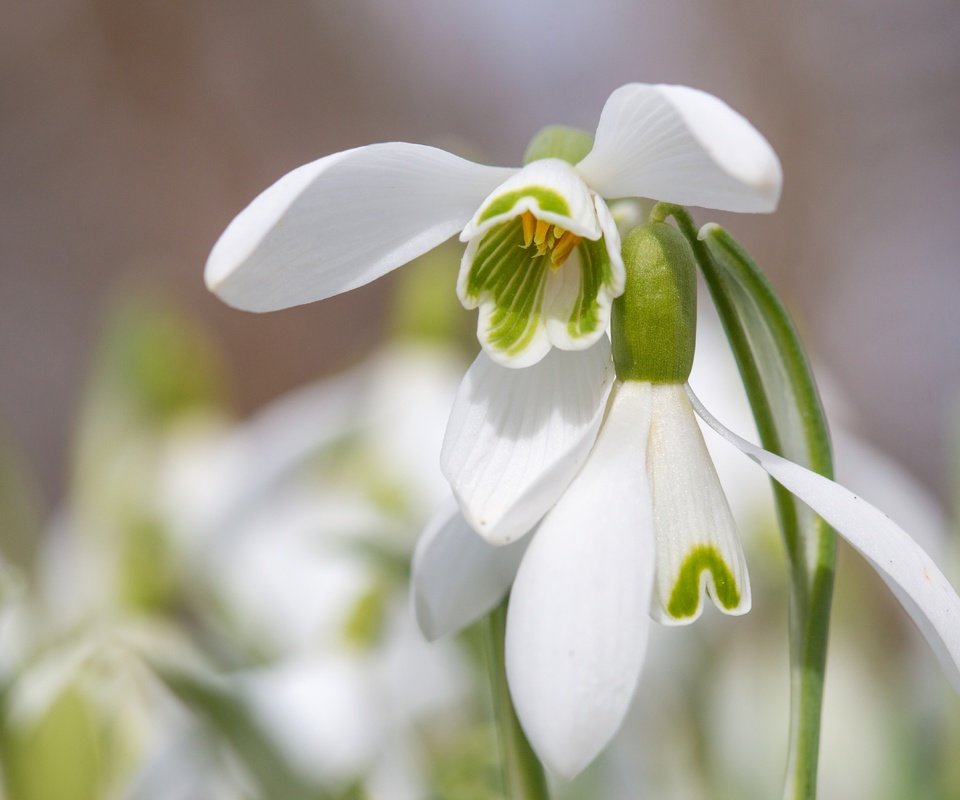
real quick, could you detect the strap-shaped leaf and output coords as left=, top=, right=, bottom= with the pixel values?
left=653, top=204, right=835, bottom=800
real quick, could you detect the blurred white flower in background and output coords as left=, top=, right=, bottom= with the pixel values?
left=0, top=295, right=485, bottom=800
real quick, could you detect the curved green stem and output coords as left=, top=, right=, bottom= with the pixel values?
left=652, top=204, right=836, bottom=800
left=484, top=600, right=550, bottom=800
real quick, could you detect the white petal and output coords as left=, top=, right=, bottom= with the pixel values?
left=441, top=339, right=615, bottom=544
left=576, top=84, right=782, bottom=213
left=206, top=143, right=514, bottom=311
left=506, top=381, right=655, bottom=779
left=460, top=158, right=601, bottom=242
left=648, top=384, right=750, bottom=624
left=832, top=428, right=951, bottom=564
left=411, top=498, right=529, bottom=640
left=689, top=387, right=960, bottom=692
left=540, top=247, right=583, bottom=345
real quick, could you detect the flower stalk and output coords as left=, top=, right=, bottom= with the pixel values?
left=484, top=599, right=551, bottom=800
left=651, top=203, right=836, bottom=800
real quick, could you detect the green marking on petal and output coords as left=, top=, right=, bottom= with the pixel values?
left=666, top=544, right=741, bottom=619
left=566, top=237, right=614, bottom=340
left=465, top=220, right=548, bottom=357
left=465, top=217, right=617, bottom=358
left=478, top=186, right=570, bottom=224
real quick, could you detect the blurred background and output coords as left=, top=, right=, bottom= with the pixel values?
left=2, top=0, right=959, bottom=503
left=1, top=2, right=960, bottom=799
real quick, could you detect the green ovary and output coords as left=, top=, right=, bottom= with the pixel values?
left=666, top=544, right=741, bottom=619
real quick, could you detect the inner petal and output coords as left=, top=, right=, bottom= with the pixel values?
left=459, top=218, right=553, bottom=366
left=458, top=207, right=620, bottom=366
left=460, top=158, right=602, bottom=244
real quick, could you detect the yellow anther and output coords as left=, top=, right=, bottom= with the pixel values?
left=517, top=213, right=580, bottom=265
left=550, top=231, right=582, bottom=268
left=521, top=211, right=536, bottom=247
left=534, top=218, right=550, bottom=248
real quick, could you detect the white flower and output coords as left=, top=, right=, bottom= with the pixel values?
left=413, top=351, right=960, bottom=778
left=205, top=84, right=781, bottom=367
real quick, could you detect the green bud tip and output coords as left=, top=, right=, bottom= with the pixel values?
left=611, top=222, right=698, bottom=383
left=523, top=125, right=594, bottom=166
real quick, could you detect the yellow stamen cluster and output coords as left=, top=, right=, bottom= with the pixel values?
left=520, top=211, right=582, bottom=268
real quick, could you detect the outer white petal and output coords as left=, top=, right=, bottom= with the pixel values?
left=506, top=381, right=655, bottom=779
left=648, top=384, right=750, bottom=624
left=689, top=387, right=960, bottom=692
left=205, top=143, right=514, bottom=311
left=576, top=83, right=782, bottom=213
left=411, top=498, right=529, bottom=641
left=460, top=158, right=601, bottom=242
left=441, top=339, right=615, bottom=544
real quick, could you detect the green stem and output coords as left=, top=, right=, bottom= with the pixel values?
left=484, top=600, right=550, bottom=800
left=652, top=204, right=836, bottom=800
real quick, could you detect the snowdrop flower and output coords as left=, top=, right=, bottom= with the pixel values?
left=413, top=223, right=960, bottom=778
left=156, top=344, right=471, bottom=793
left=205, top=83, right=780, bottom=367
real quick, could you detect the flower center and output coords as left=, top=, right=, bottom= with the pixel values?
left=519, top=211, right=583, bottom=269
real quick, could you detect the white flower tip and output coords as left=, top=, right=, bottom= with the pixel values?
left=654, top=550, right=753, bottom=625
left=456, top=501, right=524, bottom=546
left=478, top=331, right=552, bottom=370
left=203, top=231, right=256, bottom=310
left=204, top=252, right=266, bottom=313
left=756, top=164, right=783, bottom=211
left=412, top=498, right=530, bottom=640
left=411, top=588, right=444, bottom=642
left=697, top=222, right=721, bottom=241
left=530, top=730, right=605, bottom=781
left=654, top=591, right=753, bottom=627
left=204, top=158, right=329, bottom=312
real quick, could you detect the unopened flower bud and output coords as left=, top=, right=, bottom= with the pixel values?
left=522, top=125, right=594, bottom=166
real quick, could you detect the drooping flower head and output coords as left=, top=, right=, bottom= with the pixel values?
left=414, top=223, right=960, bottom=778
left=205, top=84, right=781, bottom=367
